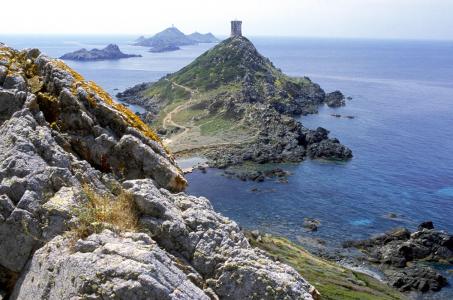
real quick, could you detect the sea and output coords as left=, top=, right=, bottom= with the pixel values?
left=2, top=34, right=452, bottom=297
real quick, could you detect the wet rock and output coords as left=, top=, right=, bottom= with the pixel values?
left=325, top=91, right=345, bottom=107
left=307, top=138, right=353, bottom=160
left=344, top=224, right=452, bottom=293
left=386, top=265, right=447, bottom=292
left=418, top=220, right=434, bottom=230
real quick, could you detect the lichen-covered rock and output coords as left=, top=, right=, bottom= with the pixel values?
left=123, top=179, right=315, bottom=299
left=11, top=230, right=210, bottom=300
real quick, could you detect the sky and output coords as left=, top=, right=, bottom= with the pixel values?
left=2, top=0, right=453, bottom=40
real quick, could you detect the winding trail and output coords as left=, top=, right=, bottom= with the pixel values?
left=161, top=80, right=259, bottom=152
left=162, top=80, right=196, bottom=145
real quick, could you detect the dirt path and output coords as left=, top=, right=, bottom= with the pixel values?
left=162, top=81, right=196, bottom=144
left=161, top=80, right=259, bottom=151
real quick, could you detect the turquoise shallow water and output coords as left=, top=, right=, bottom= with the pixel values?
left=2, top=34, right=452, bottom=297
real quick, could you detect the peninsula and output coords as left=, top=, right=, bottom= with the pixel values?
left=118, top=21, right=352, bottom=168
left=60, top=44, right=141, bottom=61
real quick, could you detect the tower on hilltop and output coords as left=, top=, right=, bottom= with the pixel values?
left=231, top=20, right=242, bottom=37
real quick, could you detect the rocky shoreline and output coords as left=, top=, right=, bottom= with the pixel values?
left=343, top=222, right=452, bottom=293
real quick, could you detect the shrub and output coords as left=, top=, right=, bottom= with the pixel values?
left=71, top=185, right=140, bottom=239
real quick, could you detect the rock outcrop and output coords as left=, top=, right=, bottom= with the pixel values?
left=343, top=223, right=452, bottom=292
left=325, top=91, right=345, bottom=107
left=0, top=43, right=316, bottom=299
left=60, top=44, right=141, bottom=61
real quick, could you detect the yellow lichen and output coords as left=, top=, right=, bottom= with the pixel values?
left=51, top=59, right=166, bottom=152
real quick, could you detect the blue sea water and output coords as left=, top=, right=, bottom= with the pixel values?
left=2, top=35, right=453, bottom=294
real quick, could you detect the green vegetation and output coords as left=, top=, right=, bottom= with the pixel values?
left=199, top=115, right=237, bottom=136
left=172, top=107, right=206, bottom=124
left=247, top=234, right=407, bottom=300
left=144, top=79, right=190, bottom=102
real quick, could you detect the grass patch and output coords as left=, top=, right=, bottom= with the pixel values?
left=247, top=233, right=407, bottom=300
left=199, top=115, right=237, bottom=136
left=71, top=185, right=139, bottom=239
left=145, top=79, right=190, bottom=101
left=172, top=107, right=206, bottom=124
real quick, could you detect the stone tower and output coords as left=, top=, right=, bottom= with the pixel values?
left=231, top=20, right=242, bottom=37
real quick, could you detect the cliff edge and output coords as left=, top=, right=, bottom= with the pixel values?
left=0, top=43, right=317, bottom=299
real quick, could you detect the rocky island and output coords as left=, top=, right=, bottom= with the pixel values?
left=135, top=26, right=219, bottom=53
left=118, top=23, right=352, bottom=169
left=60, top=44, right=141, bottom=61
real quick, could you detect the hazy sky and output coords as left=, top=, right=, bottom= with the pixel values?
left=3, top=0, right=453, bottom=40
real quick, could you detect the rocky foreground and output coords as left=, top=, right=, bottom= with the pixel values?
left=0, top=43, right=317, bottom=299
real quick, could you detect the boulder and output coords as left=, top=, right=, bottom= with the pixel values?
left=11, top=231, right=210, bottom=300
left=325, top=91, right=345, bottom=107
left=418, top=220, right=434, bottom=230
left=386, top=265, right=447, bottom=292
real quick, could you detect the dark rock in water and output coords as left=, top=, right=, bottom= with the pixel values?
left=303, top=218, right=321, bottom=232
left=418, top=221, right=434, bottom=230
left=60, top=44, right=141, bottom=61
left=343, top=224, right=453, bottom=293
left=223, top=167, right=292, bottom=182
left=386, top=265, right=447, bottom=292
left=149, top=44, right=180, bottom=53
left=345, top=115, right=355, bottom=119
left=386, top=212, right=398, bottom=219
left=306, top=135, right=353, bottom=160
left=325, top=91, right=346, bottom=107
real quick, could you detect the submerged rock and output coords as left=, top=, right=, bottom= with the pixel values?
left=303, top=218, right=321, bottom=232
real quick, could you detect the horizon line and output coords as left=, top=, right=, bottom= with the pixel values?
left=1, top=33, right=453, bottom=43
